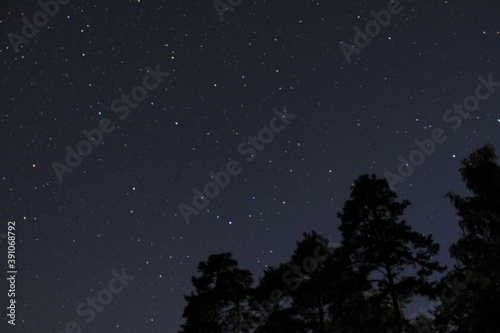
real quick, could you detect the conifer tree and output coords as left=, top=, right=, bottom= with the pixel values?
left=338, top=174, right=445, bottom=332
left=434, top=143, right=500, bottom=332
left=180, top=252, right=253, bottom=333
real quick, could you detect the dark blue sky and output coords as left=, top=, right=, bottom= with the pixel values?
left=1, top=0, right=500, bottom=331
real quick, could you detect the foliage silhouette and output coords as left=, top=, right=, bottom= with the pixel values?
left=434, top=143, right=500, bottom=332
left=337, top=174, right=445, bottom=332
left=180, top=145, right=500, bottom=332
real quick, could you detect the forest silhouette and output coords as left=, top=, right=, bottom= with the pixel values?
left=179, top=144, right=500, bottom=333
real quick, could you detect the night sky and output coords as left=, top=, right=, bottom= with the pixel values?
left=1, top=0, right=500, bottom=332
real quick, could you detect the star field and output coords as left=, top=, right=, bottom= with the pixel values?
left=1, top=0, right=500, bottom=332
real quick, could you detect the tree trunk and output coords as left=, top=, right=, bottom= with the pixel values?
left=315, top=297, right=325, bottom=333
left=387, top=273, right=404, bottom=333
left=237, top=298, right=241, bottom=333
